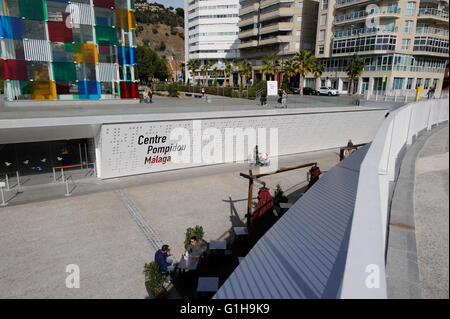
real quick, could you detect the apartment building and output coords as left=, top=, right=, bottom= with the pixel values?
left=184, top=0, right=240, bottom=85
left=312, top=0, right=449, bottom=96
left=0, top=0, right=139, bottom=102
left=238, top=0, right=319, bottom=82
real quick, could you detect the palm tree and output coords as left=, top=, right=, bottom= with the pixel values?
left=345, top=54, right=365, bottom=96
left=283, top=58, right=296, bottom=88
left=200, top=60, right=213, bottom=86
left=224, top=61, right=234, bottom=87
left=212, top=67, right=220, bottom=86
left=293, top=50, right=315, bottom=96
left=237, top=61, right=245, bottom=88
left=261, top=54, right=280, bottom=81
left=243, top=60, right=253, bottom=88
left=187, top=58, right=201, bottom=87
left=312, top=60, right=326, bottom=91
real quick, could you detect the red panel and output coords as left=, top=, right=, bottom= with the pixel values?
left=93, top=0, right=115, bottom=8
left=47, top=21, right=73, bottom=43
left=120, top=81, right=139, bottom=99
left=0, top=60, right=28, bottom=81
left=56, top=82, right=70, bottom=94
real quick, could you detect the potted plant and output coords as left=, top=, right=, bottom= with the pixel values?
left=143, top=261, right=166, bottom=299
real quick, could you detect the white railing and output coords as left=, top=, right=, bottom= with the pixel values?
left=340, top=97, right=449, bottom=298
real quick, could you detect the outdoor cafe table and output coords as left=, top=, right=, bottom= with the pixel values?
left=177, top=255, right=199, bottom=273
left=209, top=240, right=227, bottom=250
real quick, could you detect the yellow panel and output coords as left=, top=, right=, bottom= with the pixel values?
left=74, top=43, right=98, bottom=64
left=31, top=81, right=56, bottom=100
left=115, top=9, right=128, bottom=29
left=128, top=11, right=136, bottom=30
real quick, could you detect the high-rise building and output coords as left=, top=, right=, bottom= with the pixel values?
left=311, top=0, right=449, bottom=96
left=238, top=0, right=319, bottom=82
left=184, top=0, right=240, bottom=86
left=0, top=0, right=139, bottom=102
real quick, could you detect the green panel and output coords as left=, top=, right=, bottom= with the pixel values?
left=95, top=26, right=118, bottom=46
left=53, top=62, right=77, bottom=82
left=18, top=0, right=46, bottom=21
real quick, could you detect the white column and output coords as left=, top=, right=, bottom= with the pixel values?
left=357, top=77, right=363, bottom=94
left=368, top=77, right=374, bottom=97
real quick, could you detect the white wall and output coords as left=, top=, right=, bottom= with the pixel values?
left=98, top=108, right=388, bottom=178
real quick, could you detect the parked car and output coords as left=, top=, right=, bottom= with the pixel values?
left=302, top=87, right=317, bottom=95
left=317, top=87, right=339, bottom=96
left=290, top=87, right=300, bottom=94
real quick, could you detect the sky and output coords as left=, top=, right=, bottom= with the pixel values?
left=150, top=0, right=184, bottom=9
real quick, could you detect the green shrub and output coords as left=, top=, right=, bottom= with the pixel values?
left=152, top=28, right=158, bottom=34
left=167, top=82, right=179, bottom=97
left=185, top=225, right=205, bottom=245
left=143, top=261, right=165, bottom=297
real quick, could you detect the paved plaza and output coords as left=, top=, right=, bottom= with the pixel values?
left=0, top=149, right=339, bottom=298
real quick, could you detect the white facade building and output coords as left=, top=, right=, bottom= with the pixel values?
left=184, top=0, right=240, bottom=85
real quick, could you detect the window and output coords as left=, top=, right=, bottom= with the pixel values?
left=295, top=42, right=300, bottom=49
left=404, top=21, right=413, bottom=34
left=406, top=78, right=413, bottom=89
left=322, top=0, right=328, bottom=10
left=401, top=39, right=410, bottom=50
left=298, top=2, right=303, bottom=9
left=393, top=78, right=404, bottom=90
left=319, top=46, right=324, bottom=54
left=320, top=14, right=327, bottom=26
left=406, top=2, right=416, bottom=15
left=296, top=30, right=301, bottom=36
left=416, top=78, right=422, bottom=88
left=319, top=30, right=325, bottom=41
left=297, top=17, right=302, bottom=23
left=424, top=78, right=430, bottom=89
left=433, top=79, right=438, bottom=89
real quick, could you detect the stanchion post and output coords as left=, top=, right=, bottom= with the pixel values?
left=53, top=167, right=56, bottom=183
left=16, top=171, right=22, bottom=193
left=0, top=185, right=7, bottom=207
left=61, top=168, right=65, bottom=183
left=79, top=144, right=83, bottom=170
left=5, top=174, right=10, bottom=191
left=65, top=178, right=72, bottom=197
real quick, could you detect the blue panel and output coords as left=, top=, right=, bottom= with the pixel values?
left=50, top=0, right=69, bottom=2
left=78, top=81, right=100, bottom=99
left=130, top=47, right=137, bottom=65
left=0, top=16, right=24, bottom=39
left=118, top=46, right=137, bottom=65
left=96, top=17, right=109, bottom=27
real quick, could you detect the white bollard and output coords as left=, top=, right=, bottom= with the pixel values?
left=65, top=179, right=72, bottom=197
left=61, top=168, right=65, bottom=183
left=0, top=186, right=7, bottom=207
left=5, top=174, right=10, bottom=191
left=16, top=171, right=22, bottom=193
left=53, top=167, right=56, bottom=183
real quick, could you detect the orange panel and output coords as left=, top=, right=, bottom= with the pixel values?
left=115, top=9, right=128, bottom=29
left=128, top=11, right=136, bottom=30
left=74, top=43, right=98, bottom=64
left=31, top=81, right=56, bottom=100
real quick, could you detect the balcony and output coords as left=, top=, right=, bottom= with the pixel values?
left=334, top=8, right=401, bottom=25
left=417, top=8, right=449, bottom=22
left=260, top=0, right=294, bottom=10
left=259, top=35, right=291, bottom=46
left=333, top=26, right=398, bottom=39
left=335, top=0, right=378, bottom=9
left=239, top=3, right=259, bottom=16
left=238, top=14, right=259, bottom=27
left=238, top=28, right=259, bottom=39
left=259, top=8, right=292, bottom=23
left=238, top=40, right=258, bottom=49
left=260, top=22, right=293, bottom=35
left=416, top=26, right=449, bottom=38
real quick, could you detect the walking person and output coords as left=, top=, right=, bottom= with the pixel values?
left=149, top=87, right=153, bottom=103
left=281, top=90, right=288, bottom=108
left=201, top=87, right=205, bottom=98
left=427, top=86, right=435, bottom=100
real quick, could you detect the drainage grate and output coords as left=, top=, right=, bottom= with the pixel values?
left=115, top=189, right=164, bottom=251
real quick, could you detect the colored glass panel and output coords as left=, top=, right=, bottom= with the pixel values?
left=0, top=38, right=25, bottom=60
left=95, top=25, right=118, bottom=45
left=1, top=60, right=28, bottom=80
left=94, top=0, right=115, bottom=8
left=76, top=63, right=97, bottom=81
left=98, top=45, right=117, bottom=63
left=18, top=0, right=46, bottom=21
left=23, top=20, right=46, bottom=40
left=48, top=21, right=73, bottom=43
left=115, top=9, right=135, bottom=30
left=74, top=43, right=98, bottom=64
left=51, top=42, right=74, bottom=62
left=94, top=7, right=115, bottom=27
left=119, top=81, right=138, bottom=99
left=27, top=62, right=50, bottom=81
left=30, top=81, right=56, bottom=100
left=78, top=81, right=100, bottom=99
left=118, top=46, right=137, bottom=65
left=1, top=0, right=21, bottom=17
left=53, top=62, right=77, bottom=82
left=0, top=16, right=24, bottom=39
left=72, top=25, right=94, bottom=43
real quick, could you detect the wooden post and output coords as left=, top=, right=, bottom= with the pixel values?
left=246, top=170, right=253, bottom=227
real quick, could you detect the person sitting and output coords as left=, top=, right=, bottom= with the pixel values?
left=307, top=164, right=322, bottom=190
left=183, top=236, right=203, bottom=259
left=345, top=139, right=355, bottom=158
left=154, top=244, right=176, bottom=282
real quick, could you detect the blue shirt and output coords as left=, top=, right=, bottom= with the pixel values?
left=154, top=250, right=171, bottom=272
